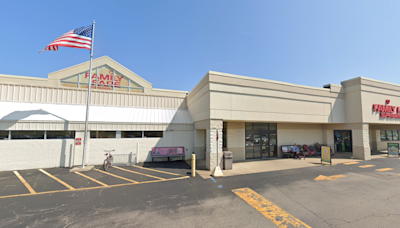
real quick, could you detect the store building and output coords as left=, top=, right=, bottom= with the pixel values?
left=0, top=56, right=399, bottom=171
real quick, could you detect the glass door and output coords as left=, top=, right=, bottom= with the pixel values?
left=245, top=123, right=277, bottom=159
left=269, top=133, right=277, bottom=157
left=334, top=130, right=352, bottom=152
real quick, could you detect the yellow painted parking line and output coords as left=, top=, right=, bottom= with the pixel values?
left=315, top=174, right=346, bottom=181
left=232, top=187, right=311, bottom=228
left=13, top=171, right=36, bottom=194
left=75, top=172, right=109, bottom=187
left=0, top=175, right=189, bottom=200
left=113, top=166, right=165, bottom=180
left=94, top=168, right=138, bottom=183
left=39, top=169, right=75, bottom=190
left=359, top=165, right=375, bottom=168
left=133, top=165, right=185, bottom=176
left=343, top=162, right=359, bottom=165
left=376, top=168, right=393, bottom=172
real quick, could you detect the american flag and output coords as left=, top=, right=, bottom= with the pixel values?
left=40, top=25, right=93, bottom=53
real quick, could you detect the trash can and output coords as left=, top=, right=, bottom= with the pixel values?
left=223, top=151, right=233, bottom=170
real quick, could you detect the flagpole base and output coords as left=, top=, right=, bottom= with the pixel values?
left=212, top=166, right=224, bottom=177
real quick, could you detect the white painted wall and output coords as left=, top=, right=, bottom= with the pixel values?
left=277, top=123, right=324, bottom=157
left=87, top=130, right=193, bottom=164
left=0, top=130, right=193, bottom=171
left=0, top=139, right=74, bottom=171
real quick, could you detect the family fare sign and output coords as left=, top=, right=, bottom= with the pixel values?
left=372, top=100, right=400, bottom=118
left=85, top=71, right=124, bottom=86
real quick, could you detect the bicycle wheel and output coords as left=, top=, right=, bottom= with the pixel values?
left=103, top=159, right=109, bottom=171
left=110, top=156, right=114, bottom=167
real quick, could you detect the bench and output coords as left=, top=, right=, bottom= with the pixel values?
left=152, top=155, right=185, bottom=162
left=281, top=145, right=295, bottom=158
left=151, top=147, right=185, bottom=163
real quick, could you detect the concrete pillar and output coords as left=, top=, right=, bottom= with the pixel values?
left=352, top=124, right=371, bottom=160
left=206, top=128, right=223, bottom=171
left=194, top=119, right=223, bottom=171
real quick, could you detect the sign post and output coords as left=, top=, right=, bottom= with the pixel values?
left=387, top=143, right=399, bottom=157
left=321, top=146, right=331, bottom=165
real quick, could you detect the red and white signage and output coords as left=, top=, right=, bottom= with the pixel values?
left=75, top=138, right=82, bottom=145
left=372, top=100, right=400, bottom=118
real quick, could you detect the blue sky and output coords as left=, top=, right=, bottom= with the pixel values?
left=1, top=1, right=400, bottom=91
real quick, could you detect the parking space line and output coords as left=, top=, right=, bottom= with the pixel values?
left=13, top=171, right=36, bottom=194
left=133, top=166, right=185, bottom=176
left=0, top=175, right=189, bottom=200
left=94, top=168, right=138, bottom=183
left=75, top=172, right=109, bottom=187
left=39, top=169, right=75, bottom=190
left=376, top=168, right=394, bottom=172
left=232, top=187, right=311, bottom=228
left=359, top=165, right=375, bottom=168
left=344, top=162, right=359, bottom=165
left=113, top=166, right=165, bottom=180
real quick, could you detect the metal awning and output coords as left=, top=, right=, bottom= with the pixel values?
left=0, top=102, right=193, bottom=124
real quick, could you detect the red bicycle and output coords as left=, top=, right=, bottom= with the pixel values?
left=103, top=150, right=115, bottom=171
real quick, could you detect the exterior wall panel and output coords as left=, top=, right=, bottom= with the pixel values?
left=0, top=83, right=187, bottom=109
left=278, top=123, right=324, bottom=157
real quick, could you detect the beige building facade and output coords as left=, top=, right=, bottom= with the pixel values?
left=0, top=56, right=398, bottom=171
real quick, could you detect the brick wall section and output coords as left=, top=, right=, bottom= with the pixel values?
left=352, top=123, right=371, bottom=160
left=226, top=122, right=245, bottom=161
left=206, top=128, right=223, bottom=171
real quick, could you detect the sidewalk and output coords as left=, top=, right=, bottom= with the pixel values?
left=194, top=152, right=362, bottom=179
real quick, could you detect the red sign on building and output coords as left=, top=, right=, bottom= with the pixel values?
left=75, top=138, right=82, bottom=145
left=372, top=100, right=400, bottom=118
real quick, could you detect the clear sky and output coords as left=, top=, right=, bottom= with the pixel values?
left=1, top=1, right=400, bottom=91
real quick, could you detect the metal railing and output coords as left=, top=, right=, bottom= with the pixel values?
left=112, top=152, right=136, bottom=166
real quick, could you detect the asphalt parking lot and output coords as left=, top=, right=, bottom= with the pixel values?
left=0, top=164, right=189, bottom=200
left=2, top=157, right=400, bottom=227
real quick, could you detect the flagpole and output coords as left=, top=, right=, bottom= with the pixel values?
left=82, top=20, right=95, bottom=168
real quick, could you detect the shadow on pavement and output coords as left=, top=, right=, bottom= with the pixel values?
left=138, top=161, right=191, bottom=170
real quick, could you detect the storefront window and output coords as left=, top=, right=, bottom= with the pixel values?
left=121, top=131, right=142, bottom=138
left=90, top=131, right=116, bottom=138
left=381, top=130, right=400, bottom=141
left=393, top=131, right=399, bottom=141
left=386, top=130, right=393, bottom=141
left=11, top=131, right=45, bottom=140
left=380, top=130, right=386, bottom=141
left=47, top=131, right=75, bottom=139
left=0, top=131, right=9, bottom=140
left=144, top=131, right=163, bottom=138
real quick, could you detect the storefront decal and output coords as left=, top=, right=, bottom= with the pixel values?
left=372, top=100, right=400, bottom=118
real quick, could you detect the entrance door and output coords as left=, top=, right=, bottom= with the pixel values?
left=334, top=130, right=352, bottom=152
left=245, top=123, right=277, bottom=159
